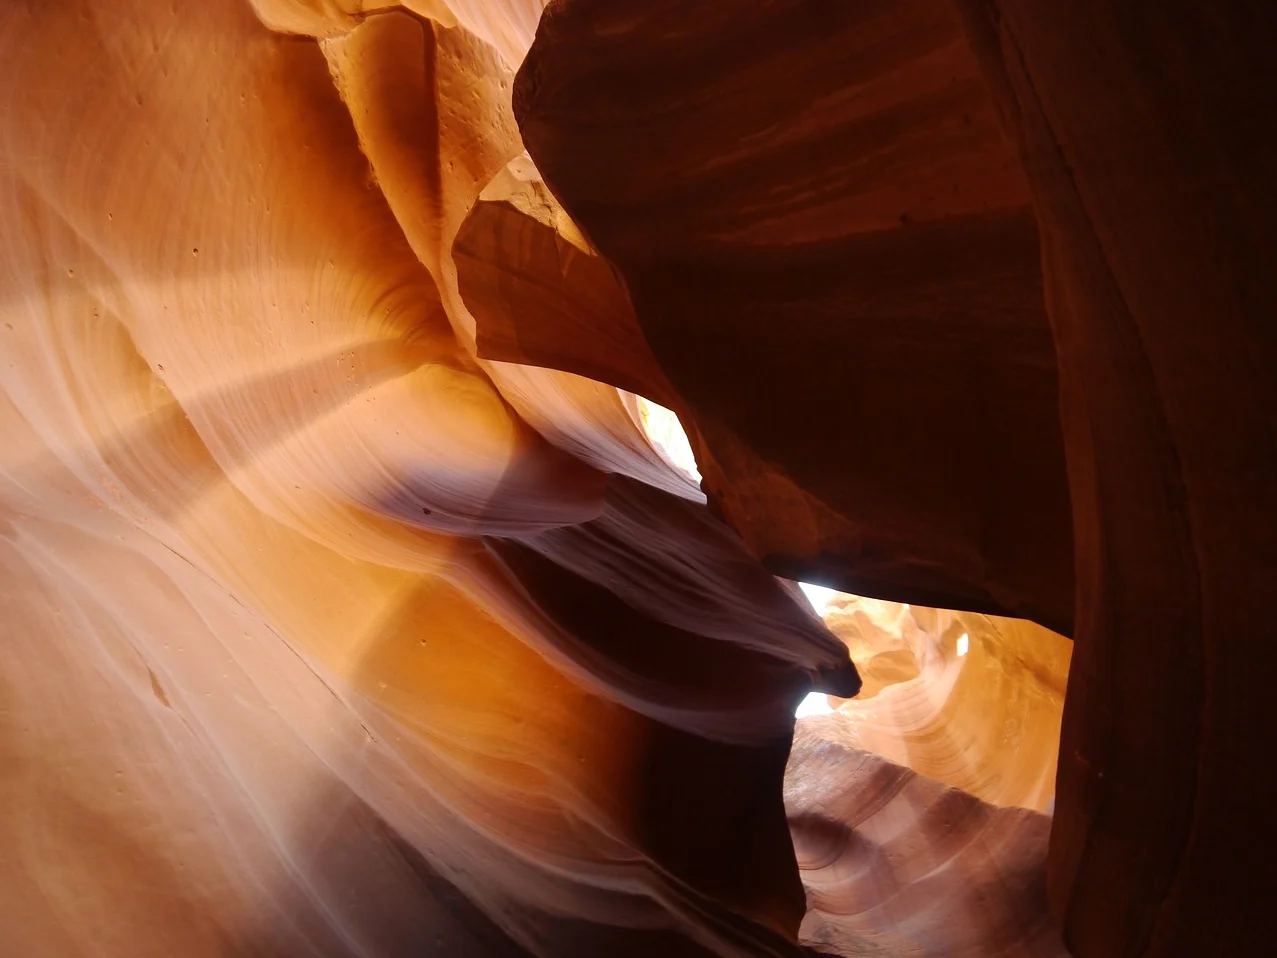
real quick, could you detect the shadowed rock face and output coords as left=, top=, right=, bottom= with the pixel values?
left=2, top=0, right=1272, bottom=957
left=515, top=0, right=1277, bottom=955
left=514, top=0, right=1076, bottom=637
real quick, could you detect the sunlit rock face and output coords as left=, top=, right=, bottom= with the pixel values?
left=0, top=2, right=858, bottom=955
left=817, top=593, right=1070, bottom=813
left=4, top=1, right=1272, bottom=958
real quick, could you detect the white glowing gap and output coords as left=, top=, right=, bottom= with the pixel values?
left=635, top=403, right=844, bottom=718
left=795, top=691, right=833, bottom=718
left=798, top=582, right=835, bottom=617
left=635, top=397, right=701, bottom=481
left=956, top=632, right=970, bottom=657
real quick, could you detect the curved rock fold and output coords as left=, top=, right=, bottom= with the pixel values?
left=3, top=0, right=1273, bottom=956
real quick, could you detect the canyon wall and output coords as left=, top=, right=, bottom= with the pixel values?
left=3, top=0, right=1272, bottom=956
left=0, top=2, right=851, bottom=954
left=517, top=0, right=1277, bottom=954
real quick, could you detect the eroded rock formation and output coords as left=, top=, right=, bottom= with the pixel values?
left=515, top=0, right=1277, bottom=954
left=953, top=4, right=1277, bottom=953
left=514, top=0, right=1076, bottom=637
left=2, top=0, right=1272, bottom=956
left=0, top=2, right=851, bottom=954
left=787, top=725, right=1065, bottom=958
left=818, top=594, right=1069, bottom=813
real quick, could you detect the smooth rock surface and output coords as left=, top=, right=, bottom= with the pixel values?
left=954, top=2, right=1277, bottom=953
left=4, top=0, right=1271, bottom=956
left=515, top=0, right=1076, bottom=636
left=0, top=2, right=852, bottom=955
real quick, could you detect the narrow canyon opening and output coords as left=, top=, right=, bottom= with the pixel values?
left=632, top=393, right=1071, bottom=952
left=635, top=397, right=1069, bottom=798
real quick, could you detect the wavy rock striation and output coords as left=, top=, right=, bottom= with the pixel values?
left=0, top=2, right=856, bottom=955
left=4, top=0, right=1271, bottom=956
left=787, top=725, right=1065, bottom=958
left=953, top=3, right=1277, bottom=953
left=516, top=0, right=1277, bottom=954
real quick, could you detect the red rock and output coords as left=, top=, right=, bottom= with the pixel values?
left=955, top=2, right=1277, bottom=953
left=515, top=0, right=1076, bottom=635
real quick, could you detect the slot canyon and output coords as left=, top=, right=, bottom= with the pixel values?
left=0, top=1, right=1273, bottom=956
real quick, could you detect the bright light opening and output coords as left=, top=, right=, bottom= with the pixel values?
left=795, top=584, right=840, bottom=715
left=631, top=410, right=849, bottom=720
left=956, top=632, right=970, bottom=657
left=635, top=397, right=701, bottom=482
left=798, top=582, right=836, bottom=617
left=795, top=691, right=833, bottom=718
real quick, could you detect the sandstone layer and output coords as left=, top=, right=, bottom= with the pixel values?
left=0, top=2, right=855, bottom=955
left=787, top=724, right=1065, bottom=958
left=3, top=1, right=1272, bottom=957
left=515, top=0, right=1076, bottom=637
left=819, top=593, right=1069, bottom=813
left=516, top=1, right=1277, bottom=955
